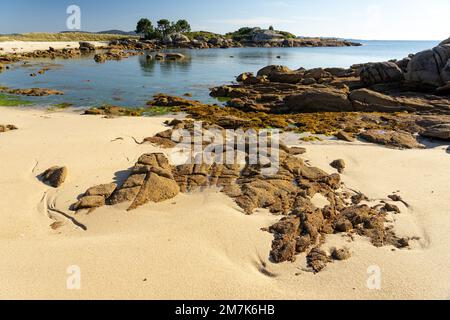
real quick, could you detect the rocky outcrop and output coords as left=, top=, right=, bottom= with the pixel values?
left=405, top=44, right=450, bottom=88
left=109, top=153, right=180, bottom=210
left=252, top=29, right=285, bottom=43
left=285, top=86, right=353, bottom=112
left=75, top=119, right=411, bottom=272
left=212, top=61, right=450, bottom=115
left=40, top=166, right=68, bottom=188
left=360, top=62, right=404, bottom=85
left=421, top=123, right=450, bottom=140
left=440, top=37, right=450, bottom=46
left=172, top=33, right=190, bottom=44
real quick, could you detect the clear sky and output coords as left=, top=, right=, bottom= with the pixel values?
left=1, top=0, right=449, bottom=40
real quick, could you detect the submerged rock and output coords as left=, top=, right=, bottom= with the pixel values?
left=1, top=87, right=64, bottom=96
left=165, top=53, right=185, bottom=60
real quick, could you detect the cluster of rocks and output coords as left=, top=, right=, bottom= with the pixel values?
left=72, top=119, right=411, bottom=272
left=154, top=52, right=185, bottom=61
left=205, top=41, right=450, bottom=146
left=143, top=94, right=450, bottom=149
left=0, top=124, right=18, bottom=133
left=94, top=49, right=144, bottom=63
left=0, top=87, right=64, bottom=96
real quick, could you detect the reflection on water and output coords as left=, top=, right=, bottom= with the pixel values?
left=0, top=40, right=439, bottom=108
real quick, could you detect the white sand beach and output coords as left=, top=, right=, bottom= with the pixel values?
left=0, top=107, right=449, bottom=300
left=0, top=41, right=108, bottom=54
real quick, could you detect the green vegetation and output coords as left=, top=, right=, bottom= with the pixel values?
left=214, top=96, right=232, bottom=103
left=0, top=32, right=138, bottom=42
left=184, top=31, right=223, bottom=41
left=226, top=27, right=296, bottom=42
left=225, top=27, right=255, bottom=42
left=47, top=102, right=73, bottom=111
left=0, top=93, right=32, bottom=106
left=142, top=106, right=178, bottom=116
left=136, top=18, right=192, bottom=40
left=85, top=104, right=179, bottom=117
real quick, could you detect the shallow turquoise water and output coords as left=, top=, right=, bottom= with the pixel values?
left=0, top=40, right=439, bottom=107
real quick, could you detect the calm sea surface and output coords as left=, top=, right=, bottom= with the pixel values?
left=0, top=40, right=439, bottom=107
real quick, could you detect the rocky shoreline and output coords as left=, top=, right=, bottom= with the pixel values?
left=0, top=35, right=361, bottom=67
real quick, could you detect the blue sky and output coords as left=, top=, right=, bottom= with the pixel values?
left=1, top=0, right=449, bottom=40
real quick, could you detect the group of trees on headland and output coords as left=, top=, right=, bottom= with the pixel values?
left=136, top=18, right=191, bottom=39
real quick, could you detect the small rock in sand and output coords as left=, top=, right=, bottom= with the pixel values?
left=331, top=247, right=352, bottom=261
left=41, top=166, right=68, bottom=188
left=384, top=203, right=401, bottom=213
left=330, top=159, right=346, bottom=173
left=0, top=124, right=18, bottom=133
left=307, top=248, right=331, bottom=273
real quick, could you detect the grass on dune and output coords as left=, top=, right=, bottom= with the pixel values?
left=0, top=32, right=139, bottom=42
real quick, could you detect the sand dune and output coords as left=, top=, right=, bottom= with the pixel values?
left=0, top=107, right=449, bottom=299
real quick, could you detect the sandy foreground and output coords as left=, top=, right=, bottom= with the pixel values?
left=0, top=41, right=108, bottom=54
left=0, top=106, right=449, bottom=300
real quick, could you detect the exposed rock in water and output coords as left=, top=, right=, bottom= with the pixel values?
left=359, top=129, right=424, bottom=149
left=165, top=53, right=185, bottom=60
left=1, top=87, right=64, bottom=96
left=0, top=124, right=18, bottom=133
left=94, top=54, right=107, bottom=63
left=40, top=166, right=68, bottom=188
